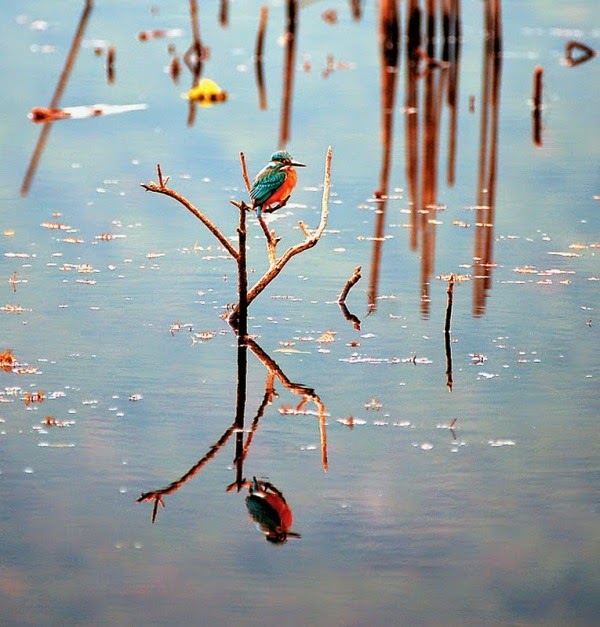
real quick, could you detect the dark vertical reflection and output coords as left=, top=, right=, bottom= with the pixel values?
left=367, top=0, right=400, bottom=313
left=532, top=66, right=543, bottom=147
left=219, top=0, right=229, bottom=27
left=403, top=0, right=464, bottom=319
left=446, top=0, right=462, bottom=186
left=233, top=204, right=248, bottom=490
left=184, top=0, right=205, bottom=127
left=405, top=0, right=421, bottom=252
left=473, top=0, right=502, bottom=317
left=279, top=0, right=298, bottom=148
left=350, top=0, right=364, bottom=20
left=255, top=5, right=269, bottom=110
left=419, top=0, right=443, bottom=318
left=21, top=0, right=93, bottom=196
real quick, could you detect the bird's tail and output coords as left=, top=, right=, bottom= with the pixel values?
left=256, top=205, right=262, bottom=218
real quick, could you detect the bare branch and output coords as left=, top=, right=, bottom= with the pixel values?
left=142, top=164, right=239, bottom=260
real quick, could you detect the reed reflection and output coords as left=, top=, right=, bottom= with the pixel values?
left=255, top=5, right=269, bottom=111
left=473, top=0, right=502, bottom=317
left=137, top=335, right=327, bottom=531
left=367, top=0, right=400, bottom=313
left=279, top=0, right=298, bottom=148
left=20, top=0, right=93, bottom=196
left=404, top=0, right=462, bottom=318
left=365, top=1, right=502, bottom=321
left=183, top=0, right=207, bottom=127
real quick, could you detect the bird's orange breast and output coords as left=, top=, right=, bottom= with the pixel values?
left=265, top=166, right=298, bottom=206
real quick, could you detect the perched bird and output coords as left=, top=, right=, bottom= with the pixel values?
left=250, top=150, right=305, bottom=218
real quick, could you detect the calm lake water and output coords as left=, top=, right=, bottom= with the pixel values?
left=1, top=1, right=598, bottom=625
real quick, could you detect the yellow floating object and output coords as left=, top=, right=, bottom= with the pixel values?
left=187, top=78, right=228, bottom=106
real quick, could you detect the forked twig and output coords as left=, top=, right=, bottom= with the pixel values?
left=142, top=164, right=239, bottom=260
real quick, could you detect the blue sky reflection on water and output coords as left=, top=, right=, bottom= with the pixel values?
left=1, top=1, right=599, bottom=625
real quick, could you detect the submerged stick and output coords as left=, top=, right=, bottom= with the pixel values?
left=444, top=275, right=455, bottom=391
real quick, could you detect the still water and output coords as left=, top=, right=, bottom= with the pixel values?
left=1, top=1, right=598, bottom=625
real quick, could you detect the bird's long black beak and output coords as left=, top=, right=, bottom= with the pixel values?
left=291, top=161, right=306, bottom=167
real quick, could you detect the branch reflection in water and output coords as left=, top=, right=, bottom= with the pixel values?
left=137, top=335, right=327, bottom=539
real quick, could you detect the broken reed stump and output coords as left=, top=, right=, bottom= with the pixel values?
left=337, top=266, right=362, bottom=330
left=532, top=65, right=543, bottom=147
left=338, top=266, right=362, bottom=303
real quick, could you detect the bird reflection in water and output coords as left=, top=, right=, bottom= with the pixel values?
left=244, top=477, right=301, bottom=544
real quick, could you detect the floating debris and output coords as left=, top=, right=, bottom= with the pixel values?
left=364, top=397, right=382, bottom=411
left=41, top=221, right=71, bottom=230
left=29, top=103, right=148, bottom=124
left=0, top=349, right=17, bottom=371
left=23, top=390, right=45, bottom=405
left=336, top=417, right=366, bottom=428
left=547, top=251, right=580, bottom=258
left=187, top=78, right=227, bottom=106
left=1, top=304, right=31, bottom=314
left=317, top=331, right=336, bottom=344
left=138, top=28, right=184, bottom=41
left=489, top=439, right=515, bottom=447
left=470, top=353, right=487, bottom=364
left=43, top=416, right=74, bottom=428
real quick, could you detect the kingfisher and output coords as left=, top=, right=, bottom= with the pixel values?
left=250, top=150, right=305, bottom=218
